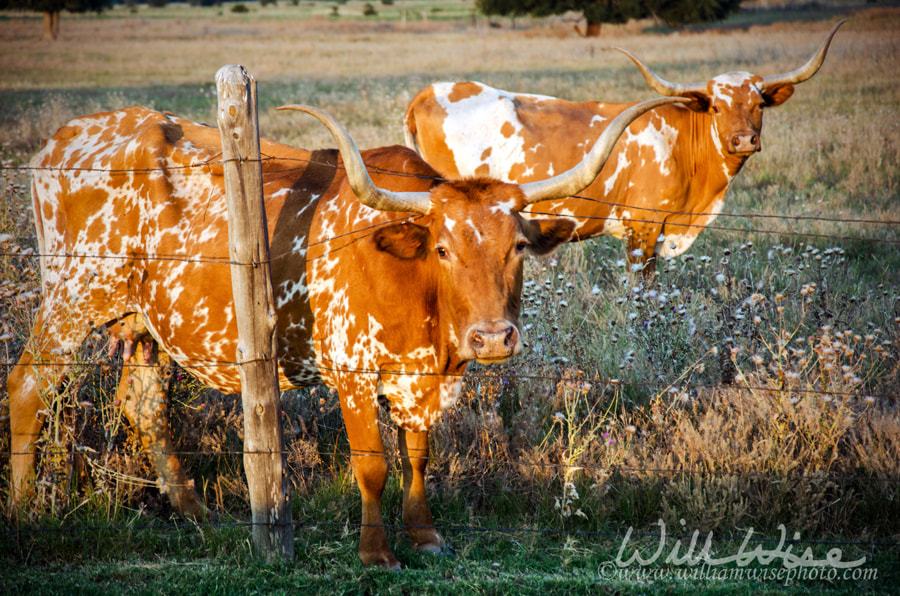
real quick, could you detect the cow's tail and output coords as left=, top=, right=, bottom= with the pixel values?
left=28, top=147, right=52, bottom=287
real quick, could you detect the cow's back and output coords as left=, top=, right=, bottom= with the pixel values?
left=404, top=82, right=611, bottom=183
left=28, top=107, right=315, bottom=391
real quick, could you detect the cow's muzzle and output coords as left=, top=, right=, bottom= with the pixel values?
left=465, top=321, right=520, bottom=363
left=728, top=132, right=760, bottom=154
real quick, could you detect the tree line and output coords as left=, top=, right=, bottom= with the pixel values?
left=477, top=0, right=743, bottom=36
left=3, top=0, right=742, bottom=41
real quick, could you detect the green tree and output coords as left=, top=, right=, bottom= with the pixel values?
left=2, top=0, right=113, bottom=40
left=644, top=0, right=741, bottom=28
left=477, top=0, right=643, bottom=36
left=476, top=0, right=741, bottom=37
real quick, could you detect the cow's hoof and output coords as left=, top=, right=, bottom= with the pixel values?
left=361, top=551, right=402, bottom=570
left=416, top=543, right=443, bottom=555
left=413, top=533, right=453, bottom=557
left=174, top=492, right=217, bottom=524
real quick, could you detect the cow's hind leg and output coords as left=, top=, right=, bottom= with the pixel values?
left=8, top=345, right=64, bottom=510
left=113, top=319, right=208, bottom=520
left=400, top=428, right=445, bottom=554
left=8, top=308, right=89, bottom=513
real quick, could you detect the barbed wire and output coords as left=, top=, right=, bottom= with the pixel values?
left=1, top=356, right=896, bottom=402
left=0, top=211, right=424, bottom=268
left=4, top=445, right=897, bottom=486
left=2, top=206, right=898, bottom=269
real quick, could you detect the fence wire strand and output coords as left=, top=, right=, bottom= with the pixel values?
left=1, top=357, right=896, bottom=402
left=3, top=161, right=900, bottom=240
left=5, top=446, right=898, bottom=486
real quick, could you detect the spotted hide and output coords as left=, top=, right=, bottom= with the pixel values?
left=404, top=21, right=843, bottom=275
left=9, top=98, right=677, bottom=567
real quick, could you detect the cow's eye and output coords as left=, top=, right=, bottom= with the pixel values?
left=515, top=240, right=529, bottom=254
left=711, top=105, right=721, bottom=114
left=436, top=246, right=449, bottom=259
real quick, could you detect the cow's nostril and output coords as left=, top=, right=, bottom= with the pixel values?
left=504, top=327, right=516, bottom=347
left=470, top=332, right=485, bottom=349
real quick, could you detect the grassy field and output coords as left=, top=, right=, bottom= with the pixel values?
left=1, top=1, right=899, bottom=593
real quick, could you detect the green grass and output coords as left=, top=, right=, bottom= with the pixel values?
left=3, top=508, right=897, bottom=594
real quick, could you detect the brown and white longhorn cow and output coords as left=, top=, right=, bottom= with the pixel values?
left=404, top=21, right=843, bottom=274
left=8, top=98, right=677, bottom=567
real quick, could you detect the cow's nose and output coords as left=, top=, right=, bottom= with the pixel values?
left=467, top=322, right=520, bottom=362
left=729, top=132, right=760, bottom=154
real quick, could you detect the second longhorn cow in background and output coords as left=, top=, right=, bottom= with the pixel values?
left=404, top=20, right=844, bottom=276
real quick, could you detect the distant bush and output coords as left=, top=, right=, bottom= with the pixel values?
left=147, top=0, right=167, bottom=7
left=363, top=2, right=376, bottom=16
left=230, top=3, right=249, bottom=13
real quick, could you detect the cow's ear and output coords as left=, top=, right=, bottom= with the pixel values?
left=374, top=221, right=430, bottom=260
left=762, top=83, right=795, bottom=108
left=522, top=218, right=576, bottom=256
left=682, top=92, right=711, bottom=113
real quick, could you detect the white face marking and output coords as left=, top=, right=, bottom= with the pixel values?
left=708, top=117, right=730, bottom=179
left=490, top=199, right=516, bottom=215
left=467, top=219, right=484, bottom=244
left=711, top=72, right=754, bottom=107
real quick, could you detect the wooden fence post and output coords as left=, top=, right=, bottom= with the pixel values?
left=215, top=64, right=294, bottom=562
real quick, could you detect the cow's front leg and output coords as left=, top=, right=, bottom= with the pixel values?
left=400, top=428, right=445, bottom=554
left=116, top=336, right=208, bottom=520
left=340, top=396, right=398, bottom=568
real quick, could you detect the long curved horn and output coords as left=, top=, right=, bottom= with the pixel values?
left=520, top=97, right=687, bottom=205
left=612, top=47, right=708, bottom=97
left=277, top=105, right=432, bottom=214
left=760, top=19, right=845, bottom=90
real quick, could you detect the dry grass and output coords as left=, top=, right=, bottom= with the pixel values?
left=1, top=3, right=898, bottom=544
